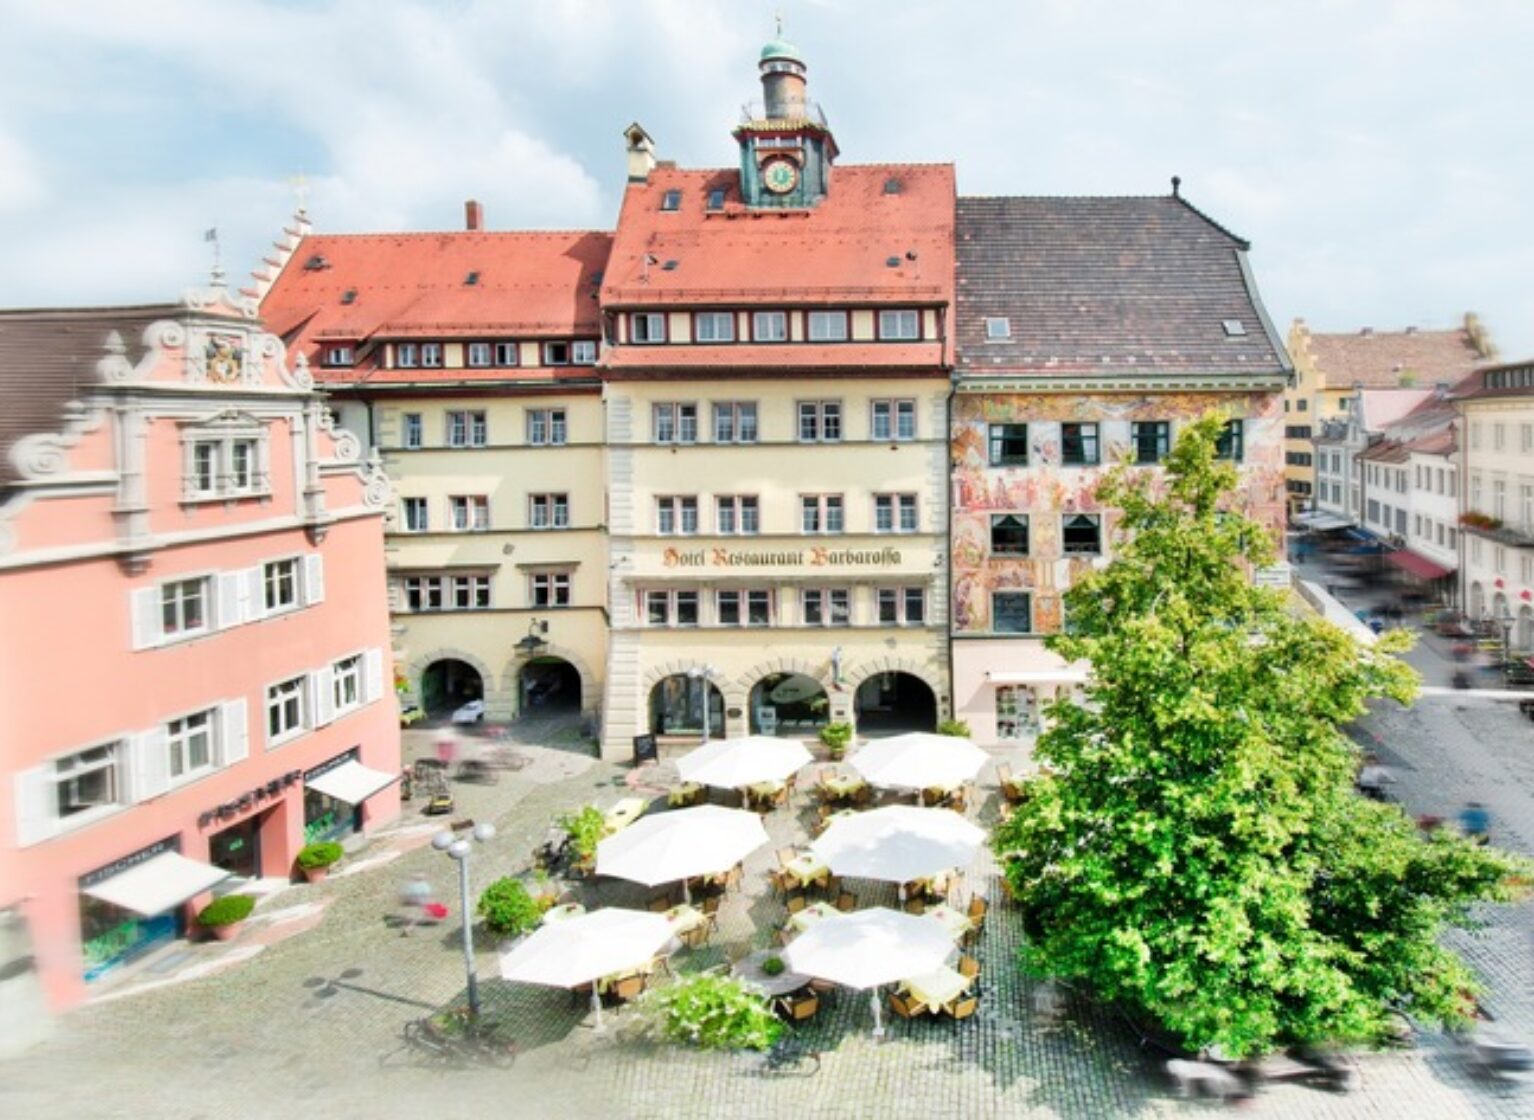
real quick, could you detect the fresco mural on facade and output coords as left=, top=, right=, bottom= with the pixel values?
left=950, top=390, right=1285, bottom=636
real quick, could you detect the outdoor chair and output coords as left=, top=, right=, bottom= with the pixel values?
left=889, top=991, right=925, bottom=1019
left=681, top=924, right=710, bottom=949
left=776, top=992, right=819, bottom=1022
left=777, top=847, right=798, bottom=869
left=809, top=976, right=836, bottom=994
left=652, top=950, right=677, bottom=976
left=903, top=896, right=926, bottom=916
left=836, top=890, right=858, bottom=912
left=609, top=974, right=646, bottom=1003
left=701, top=893, right=722, bottom=921
left=724, top=864, right=744, bottom=892
left=968, top=896, right=988, bottom=923
left=957, top=955, right=980, bottom=979
left=785, top=892, right=808, bottom=914
left=767, top=868, right=789, bottom=896
left=945, top=995, right=979, bottom=1020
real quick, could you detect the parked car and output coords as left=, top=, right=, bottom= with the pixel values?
left=399, top=704, right=425, bottom=727
left=451, top=699, right=486, bottom=725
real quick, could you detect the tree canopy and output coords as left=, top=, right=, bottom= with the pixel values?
left=994, top=412, right=1528, bottom=1057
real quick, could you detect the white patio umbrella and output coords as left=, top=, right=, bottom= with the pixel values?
left=498, top=908, right=674, bottom=1028
left=597, top=805, right=769, bottom=902
left=850, top=732, right=988, bottom=792
left=811, top=805, right=984, bottom=891
left=676, top=735, right=813, bottom=789
left=783, top=907, right=956, bottom=1034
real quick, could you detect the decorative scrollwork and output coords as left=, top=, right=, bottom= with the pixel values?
left=361, top=451, right=392, bottom=508
left=10, top=434, right=69, bottom=478
left=144, top=320, right=186, bottom=352
left=96, top=331, right=135, bottom=383
left=284, top=350, right=314, bottom=391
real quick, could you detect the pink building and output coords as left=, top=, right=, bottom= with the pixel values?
left=0, top=277, right=399, bottom=1011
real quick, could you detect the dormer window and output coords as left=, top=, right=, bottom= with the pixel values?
left=396, top=343, right=418, bottom=368
left=985, top=317, right=1011, bottom=340
left=466, top=342, right=492, bottom=368
left=660, top=189, right=682, bottom=211
left=694, top=312, right=735, bottom=343
left=807, top=311, right=848, bottom=342
left=706, top=189, right=726, bottom=211
left=571, top=340, right=598, bottom=365
left=877, top=309, right=920, bottom=341
left=323, top=345, right=353, bottom=367
left=494, top=342, right=519, bottom=367
left=543, top=342, right=570, bottom=365
left=420, top=343, right=443, bottom=368
left=630, top=313, right=667, bottom=344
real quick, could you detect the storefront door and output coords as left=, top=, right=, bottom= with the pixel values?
left=209, top=815, right=262, bottom=879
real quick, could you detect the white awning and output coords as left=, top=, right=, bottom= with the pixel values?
left=305, top=760, right=398, bottom=805
left=81, top=852, right=231, bottom=917
left=985, top=669, right=1089, bottom=685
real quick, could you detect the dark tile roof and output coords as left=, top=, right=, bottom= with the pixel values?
left=1299, top=324, right=1491, bottom=390
left=0, top=306, right=174, bottom=490
left=953, top=195, right=1288, bottom=377
left=1447, top=358, right=1534, bottom=401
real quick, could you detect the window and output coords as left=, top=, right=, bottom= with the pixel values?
left=449, top=495, right=490, bottom=532
left=1132, top=421, right=1171, bottom=464
left=229, top=440, right=257, bottom=492
left=752, top=311, right=788, bottom=342
left=332, top=655, right=362, bottom=713
left=800, top=495, right=844, bottom=534
left=447, top=410, right=487, bottom=447
left=990, top=514, right=1029, bottom=556
left=871, top=400, right=916, bottom=441
left=1523, top=424, right=1534, bottom=454
left=403, top=413, right=423, bottom=449
left=806, top=311, right=848, bottom=341
left=706, top=188, right=726, bottom=211
left=396, top=343, right=418, bottom=368
left=1298, top=399, right=1308, bottom=411
left=451, top=575, right=490, bottom=609
left=1286, top=452, right=1313, bottom=467
left=694, top=312, right=735, bottom=342
left=1494, top=423, right=1506, bottom=451
left=53, top=744, right=120, bottom=819
left=644, top=589, right=698, bottom=627
left=466, top=342, right=492, bottom=367
left=167, top=710, right=215, bottom=780
left=419, top=343, right=443, bottom=368
left=543, top=341, right=570, bottom=365
left=802, top=588, right=851, bottom=626
left=657, top=496, right=699, bottom=535
left=161, top=578, right=209, bottom=637
left=1395, top=508, right=1407, bottom=535
left=798, top=401, right=842, bottom=442
left=1522, top=484, right=1534, bottom=528
left=630, top=313, right=666, bottom=343
left=1215, top=419, right=1244, bottom=461
left=714, top=402, right=758, bottom=443
left=494, top=341, right=519, bottom=367
left=993, top=591, right=1033, bottom=634
left=661, top=189, right=682, bottom=211
left=571, top=340, right=598, bottom=365
left=1494, top=479, right=1507, bottom=520
left=529, top=494, right=569, bottom=529
left=716, top=495, right=759, bottom=535
left=267, top=677, right=305, bottom=742
left=877, top=309, right=920, bottom=340
left=988, top=424, right=1028, bottom=466
left=654, top=402, right=698, bottom=444
left=877, top=587, right=925, bottom=626
left=874, top=494, right=918, bottom=533
left=191, top=441, right=217, bottom=494
left=1061, top=423, right=1100, bottom=466
left=716, top=589, right=771, bottom=627
left=185, top=431, right=266, bottom=500
left=402, top=497, right=428, bottom=532
left=985, top=317, right=1011, bottom=340
left=1062, top=513, right=1102, bottom=555
left=323, top=345, right=353, bottom=367
left=264, top=558, right=300, bottom=613
left=526, top=408, right=567, bottom=446
left=530, top=573, right=571, bottom=608
left=1284, top=425, right=1313, bottom=439
left=1471, top=473, right=1483, bottom=510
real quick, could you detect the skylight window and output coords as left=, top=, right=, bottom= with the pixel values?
left=661, top=189, right=682, bottom=211
left=1222, top=319, right=1247, bottom=337
left=706, top=189, right=726, bottom=211
left=465, top=271, right=480, bottom=286
left=340, top=289, right=357, bottom=305
left=985, top=317, right=1011, bottom=340
left=883, top=177, right=901, bottom=195
left=303, top=254, right=330, bottom=271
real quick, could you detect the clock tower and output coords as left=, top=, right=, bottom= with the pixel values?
left=734, top=35, right=838, bottom=209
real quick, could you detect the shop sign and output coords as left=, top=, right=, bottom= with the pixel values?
left=197, top=770, right=303, bottom=829
left=1253, top=562, right=1292, bottom=589
left=663, top=545, right=904, bottom=569
left=80, top=837, right=179, bottom=889
left=304, top=747, right=361, bottom=782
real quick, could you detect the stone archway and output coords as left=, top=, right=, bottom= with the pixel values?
left=421, top=659, right=483, bottom=716
left=733, top=657, right=832, bottom=739
left=408, top=647, right=499, bottom=719
left=842, top=656, right=945, bottom=734
left=502, top=642, right=598, bottom=721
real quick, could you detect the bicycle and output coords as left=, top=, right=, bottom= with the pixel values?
left=758, top=1037, right=822, bottom=1077
left=381, top=1014, right=519, bottom=1070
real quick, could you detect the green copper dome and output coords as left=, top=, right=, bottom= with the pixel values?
left=759, top=38, right=803, bottom=65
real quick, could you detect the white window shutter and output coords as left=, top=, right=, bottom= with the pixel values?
left=242, top=566, right=262, bottom=622
left=219, top=698, right=249, bottom=766
left=131, top=728, right=170, bottom=802
left=311, top=668, right=336, bottom=728
left=304, top=554, right=326, bottom=605
left=363, top=649, right=385, bottom=704
left=217, top=572, right=245, bottom=630
left=13, top=767, right=53, bottom=847
left=131, top=587, right=162, bottom=650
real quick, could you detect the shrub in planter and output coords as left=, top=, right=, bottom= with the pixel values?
left=761, top=956, right=786, bottom=977
left=819, top=721, right=853, bottom=759
left=296, top=841, right=344, bottom=882
left=559, top=805, right=607, bottom=862
left=198, top=894, right=255, bottom=940
left=477, top=877, right=544, bottom=938
left=643, top=973, right=783, bottom=1051
left=936, top=719, right=972, bottom=738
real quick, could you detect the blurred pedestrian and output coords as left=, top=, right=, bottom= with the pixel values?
left=1460, top=802, right=1492, bottom=844
left=398, top=872, right=434, bottom=936
left=435, top=730, right=458, bottom=767
left=1356, top=755, right=1396, bottom=801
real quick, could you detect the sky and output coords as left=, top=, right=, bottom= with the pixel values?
left=1, top=0, right=1532, bottom=356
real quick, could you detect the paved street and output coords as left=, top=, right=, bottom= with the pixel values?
left=5, top=635, right=1534, bottom=1118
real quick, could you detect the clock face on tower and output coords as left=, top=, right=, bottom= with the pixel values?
left=762, top=158, right=799, bottom=195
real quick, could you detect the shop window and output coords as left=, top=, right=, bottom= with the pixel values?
left=1062, top=513, right=1102, bottom=555
left=993, top=591, right=1033, bottom=634
left=1061, top=423, right=1100, bottom=466
left=995, top=686, right=1034, bottom=740
left=988, top=424, right=1028, bottom=466
left=990, top=514, right=1029, bottom=556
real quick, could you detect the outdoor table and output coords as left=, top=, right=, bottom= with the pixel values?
left=907, top=870, right=954, bottom=900
left=819, top=773, right=866, bottom=800
left=788, top=901, right=842, bottom=934
left=667, top=782, right=704, bottom=807
left=663, top=904, right=707, bottom=937
left=923, top=903, right=973, bottom=941
left=733, top=949, right=812, bottom=997
left=783, top=852, right=831, bottom=889
left=902, top=965, right=971, bottom=1013
left=604, top=796, right=649, bottom=833
left=541, top=902, right=587, bottom=925
left=742, top=779, right=786, bottom=809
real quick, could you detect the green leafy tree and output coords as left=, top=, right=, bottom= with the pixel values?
left=993, top=412, right=1528, bottom=1058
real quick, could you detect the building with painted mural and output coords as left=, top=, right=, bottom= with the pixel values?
left=258, top=212, right=611, bottom=730
left=949, top=192, right=1291, bottom=747
left=596, top=39, right=954, bottom=759
left=0, top=281, right=398, bottom=1010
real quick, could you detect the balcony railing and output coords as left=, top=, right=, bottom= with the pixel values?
left=1460, top=511, right=1534, bottom=548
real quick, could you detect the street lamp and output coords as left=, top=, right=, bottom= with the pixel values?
left=432, top=821, right=496, bottom=1017
left=686, top=665, right=720, bottom=742
left=1498, top=605, right=1515, bottom=681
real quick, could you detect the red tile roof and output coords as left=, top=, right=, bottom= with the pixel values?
left=259, top=230, right=612, bottom=383
left=1448, top=359, right=1534, bottom=401
left=604, top=341, right=944, bottom=374
left=602, top=164, right=956, bottom=312
left=1301, top=325, right=1490, bottom=390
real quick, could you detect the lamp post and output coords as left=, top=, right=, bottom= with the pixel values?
left=433, top=821, right=496, bottom=1017
left=1499, top=605, right=1515, bottom=682
left=686, top=665, right=719, bottom=742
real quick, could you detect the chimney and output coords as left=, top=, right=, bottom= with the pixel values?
left=465, top=200, right=484, bottom=231
left=624, top=123, right=657, bottom=183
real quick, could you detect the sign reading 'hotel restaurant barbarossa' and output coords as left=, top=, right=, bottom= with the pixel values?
left=663, top=546, right=905, bottom=569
